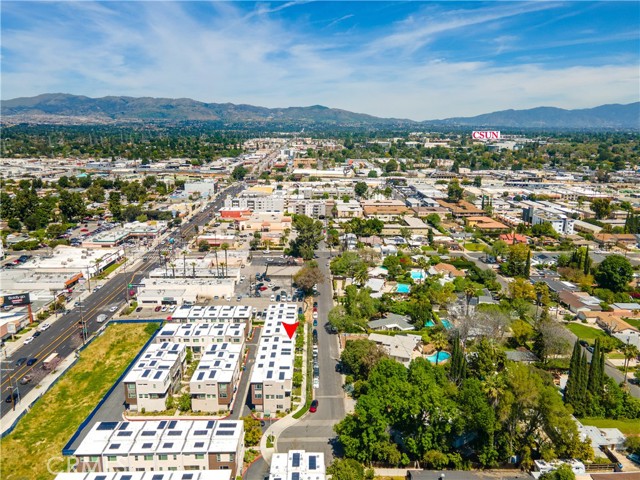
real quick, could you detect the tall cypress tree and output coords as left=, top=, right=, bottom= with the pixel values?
left=583, top=246, right=591, bottom=275
left=524, top=250, right=531, bottom=279
left=565, top=341, right=581, bottom=405
left=576, top=351, right=589, bottom=416
left=588, top=337, right=605, bottom=399
left=449, top=333, right=467, bottom=384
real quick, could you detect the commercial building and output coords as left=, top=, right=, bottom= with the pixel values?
left=82, top=221, right=168, bottom=248
left=123, top=342, right=187, bottom=412
left=268, top=450, right=326, bottom=480
left=74, top=419, right=244, bottom=477
left=190, top=342, right=243, bottom=413
left=224, top=186, right=286, bottom=213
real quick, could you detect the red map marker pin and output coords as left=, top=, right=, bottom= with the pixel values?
left=283, top=322, right=299, bottom=340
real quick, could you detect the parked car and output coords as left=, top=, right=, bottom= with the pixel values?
left=38, top=323, right=51, bottom=332
left=276, top=295, right=281, bottom=302
left=5, top=391, right=18, bottom=403
left=270, top=295, right=275, bottom=302
left=19, top=374, right=33, bottom=385
left=169, top=305, right=176, bottom=312
left=161, top=305, right=168, bottom=312
left=23, top=337, right=35, bottom=345
left=260, top=286, right=268, bottom=291
left=313, top=319, right=318, bottom=326
left=135, top=307, right=143, bottom=312
left=154, top=305, right=162, bottom=312
left=32, top=331, right=41, bottom=337
left=26, top=358, right=38, bottom=366
left=309, top=399, right=319, bottom=412
left=97, top=314, right=107, bottom=323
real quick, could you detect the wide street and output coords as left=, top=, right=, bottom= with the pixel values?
left=0, top=182, right=243, bottom=417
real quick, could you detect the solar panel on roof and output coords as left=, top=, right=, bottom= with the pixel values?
left=142, top=442, right=152, bottom=449
left=292, top=452, right=300, bottom=467
left=97, top=422, right=118, bottom=431
left=168, top=420, right=177, bottom=429
left=167, top=430, right=182, bottom=436
left=267, top=371, right=273, bottom=379
left=162, top=442, right=174, bottom=448
left=206, top=420, right=215, bottom=429
left=141, top=431, right=154, bottom=436
left=117, top=431, right=133, bottom=437
left=118, top=422, right=130, bottom=430
left=158, top=421, right=167, bottom=429
left=219, top=422, right=236, bottom=428
left=197, top=372, right=205, bottom=380
left=96, top=476, right=107, bottom=480
left=309, top=455, right=317, bottom=470
left=217, top=430, right=234, bottom=436
left=279, top=372, right=285, bottom=380
left=182, top=474, right=194, bottom=480
left=109, top=443, right=120, bottom=449
left=154, top=371, right=162, bottom=379
left=152, top=475, right=164, bottom=480
left=194, top=441, right=205, bottom=448
left=292, top=473, right=300, bottom=480
left=121, top=476, right=133, bottom=480
left=142, top=370, right=150, bottom=378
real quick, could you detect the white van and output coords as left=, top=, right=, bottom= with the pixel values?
left=97, top=314, right=107, bottom=323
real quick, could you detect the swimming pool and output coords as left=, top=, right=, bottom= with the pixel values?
left=426, top=351, right=451, bottom=364
left=410, top=270, right=424, bottom=280
left=424, top=320, right=436, bottom=328
left=396, top=283, right=411, bottom=294
left=441, top=319, right=453, bottom=330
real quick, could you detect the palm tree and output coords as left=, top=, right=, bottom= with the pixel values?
left=431, top=331, right=449, bottom=366
left=221, top=243, right=229, bottom=277
left=191, top=261, right=197, bottom=278
left=622, top=343, right=639, bottom=385
left=182, top=250, right=188, bottom=277
left=464, top=284, right=478, bottom=316
left=482, top=375, right=504, bottom=408
left=169, top=262, right=176, bottom=278
left=354, top=265, right=368, bottom=286
left=211, top=246, right=220, bottom=277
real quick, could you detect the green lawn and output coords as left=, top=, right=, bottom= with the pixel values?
left=464, top=242, right=486, bottom=252
left=1, top=322, right=154, bottom=480
left=93, top=259, right=126, bottom=279
left=580, top=417, right=640, bottom=435
left=566, top=323, right=608, bottom=342
left=625, top=318, right=640, bottom=329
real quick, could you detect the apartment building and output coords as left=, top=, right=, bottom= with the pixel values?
left=155, top=322, right=245, bottom=356
left=289, top=200, right=328, bottom=219
left=334, top=200, right=363, bottom=219
left=224, top=187, right=286, bottom=213
left=170, top=305, right=252, bottom=327
left=269, top=450, right=326, bottom=480
left=248, top=303, right=297, bottom=414
left=123, top=342, right=186, bottom=412
left=55, top=472, right=232, bottom=480
left=521, top=200, right=576, bottom=235
left=190, top=342, right=243, bottom=413
left=361, top=199, right=410, bottom=220
left=74, top=419, right=244, bottom=477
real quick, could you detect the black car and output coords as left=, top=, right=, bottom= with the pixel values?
left=32, top=331, right=41, bottom=337
left=15, top=357, right=27, bottom=367
left=26, top=358, right=38, bottom=366
left=5, top=391, right=18, bottom=403
left=313, top=302, right=318, bottom=308
left=276, top=295, right=281, bottom=302
left=578, top=340, right=589, bottom=348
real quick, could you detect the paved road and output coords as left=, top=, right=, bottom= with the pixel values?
left=277, top=245, right=345, bottom=459
left=0, top=183, right=243, bottom=416
left=230, top=326, right=262, bottom=420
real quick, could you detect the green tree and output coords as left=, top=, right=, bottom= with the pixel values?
left=289, top=214, right=324, bottom=260
left=340, top=339, right=388, bottom=380
left=231, top=165, right=248, bottom=180
left=108, top=191, right=123, bottom=220
left=539, top=464, right=576, bottom=480
left=327, top=458, right=365, bottom=480
left=384, top=159, right=398, bottom=173
left=590, top=198, right=612, bottom=220
left=595, top=254, right=633, bottom=292
left=58, top=189, right=86, bottom=221
left=447, top=179, right=464, bottom=203
left=354, top=182, right=368, bottom=197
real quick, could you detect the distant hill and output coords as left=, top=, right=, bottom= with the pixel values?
left=1, top=93, right=638, bottom=130
left=0, top=93, right=409, bottom=126
left=433, top=103, right=640, bottom=130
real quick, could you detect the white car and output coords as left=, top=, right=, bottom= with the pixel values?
left=313, top=378, right=320, bottom=389
left=161, top=305, right=168, bottom=312
left=169, top=305, right=176, bottom=312
left=270, top=295, right=275, bottom=302
left=313, top=311, right=318, bottom=319
left=97, top=314, right=107, bottom=323
left=38, top=323, right=51, bottom=332
left=24, top=336, right=35, bottom=345
left=109, top=306, right=118, bottom=313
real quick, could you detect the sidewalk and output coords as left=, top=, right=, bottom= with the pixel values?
left=259, top=323, right=309, bottom=466
left=0, top=351, right=77, bottom=437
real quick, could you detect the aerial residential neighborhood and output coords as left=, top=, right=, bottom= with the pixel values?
left=1, top=2, right=640, bottom=480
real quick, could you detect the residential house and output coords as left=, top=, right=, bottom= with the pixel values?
left=368, top=333, right=422, bottom=367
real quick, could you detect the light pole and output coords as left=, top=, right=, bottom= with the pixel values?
left=79, top=301, right=87, bottom=345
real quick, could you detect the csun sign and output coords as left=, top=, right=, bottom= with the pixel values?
left=472, top=131, right=501, bottom=140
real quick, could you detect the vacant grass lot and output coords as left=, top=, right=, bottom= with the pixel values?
left=566, top=323, right=608, bottom=342
left=463, top=242, right=486, bottom=252
left=580, top=417, right=640, bottom=435
left=625, top=318, right=640, bottom=329
left=1, top=323, right=153, bottom=480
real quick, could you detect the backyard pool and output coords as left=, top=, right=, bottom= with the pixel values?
left=410, top=269, right=425, bottom=280
left=426, top=351, right=451, bottom=364
left=441, top=319, right=453, bottom=330
left=424, top=320, right=436, bottom=328
left=396, top=283, right=411, bottom=294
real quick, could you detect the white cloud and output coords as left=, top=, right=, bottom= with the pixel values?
left=1, top=1, right=638, bottom=119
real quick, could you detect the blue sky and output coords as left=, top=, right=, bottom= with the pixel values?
left=1, top=1, right=639, bottom=120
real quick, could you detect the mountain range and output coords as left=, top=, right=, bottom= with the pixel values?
left=1, top=93, right=638, bottom=130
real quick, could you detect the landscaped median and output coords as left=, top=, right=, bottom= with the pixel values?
left=1, top=322, right=157, bottom=480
